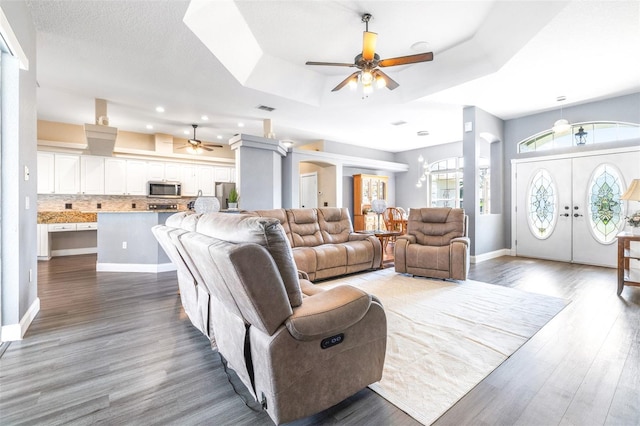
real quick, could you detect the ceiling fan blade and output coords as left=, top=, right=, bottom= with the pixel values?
left=373, top=69, right=399, bottom=90
left=203, top=144, right=223, bottom=148
left=306, top=61, right=356, bottom=67
left=379, top=52, right=434, bottom=67
left=331, top=71, right=361, bottom=92
left=362, top=31, right=377, bottom=61
left=201, top=146, right=214, bottom=152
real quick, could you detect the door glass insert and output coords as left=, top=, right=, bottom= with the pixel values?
left=588, top=164, right=625, bottom=244
left=527, top=169, right=557, bottom=239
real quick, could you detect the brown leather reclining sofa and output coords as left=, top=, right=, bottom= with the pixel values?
left=152, top=211, right=387, bottom=424
left=252, top=207, right=381, bottom=281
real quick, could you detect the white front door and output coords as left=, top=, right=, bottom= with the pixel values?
left=300, top=172, right=318, bottom=208
left=514, top=148, right=639, bottom=267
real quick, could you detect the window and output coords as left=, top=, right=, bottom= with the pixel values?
left=518, top=121, right=640, bottom=153
left=587, top=164, right=625, bottom=244
left=429, top=157, right=463, bottom=208
left=527, top=169, right=557, bottom=239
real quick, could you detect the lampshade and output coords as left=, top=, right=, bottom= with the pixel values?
left=371, top=199, right=387, bottom=214
left=621, top=179, right=640, bottom=201
left=552, top=119, right=570, bottom=133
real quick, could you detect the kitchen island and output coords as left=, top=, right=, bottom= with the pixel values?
left=96, top=210, right=177, bottom=273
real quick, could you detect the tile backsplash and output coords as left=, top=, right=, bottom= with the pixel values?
left=38, top=194, right=196, bottom=212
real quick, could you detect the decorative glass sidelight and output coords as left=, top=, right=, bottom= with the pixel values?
left=588, top=164, right=625, bottom=243
left=527, top=169, right=557, bottom=239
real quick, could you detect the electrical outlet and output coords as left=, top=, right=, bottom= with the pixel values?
left=97, top=203, right=102, bottom=209
left=132, top=203, right=136, bottom=209
left=122, top=241, right=127, bottom=249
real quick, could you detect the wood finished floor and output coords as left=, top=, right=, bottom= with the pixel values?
left=1, top=253, right=638, bottom=425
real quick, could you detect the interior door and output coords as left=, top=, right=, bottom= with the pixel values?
left=300, top=172, right=317, bottom=208
left=515, top=159, right=573, bottom=262
left=572, top=151, right=640, bottom=266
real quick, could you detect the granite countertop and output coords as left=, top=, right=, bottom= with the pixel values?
left=38, top=211, right=98, bottom=224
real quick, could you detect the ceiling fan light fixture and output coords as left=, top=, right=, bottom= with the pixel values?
left=361, top=70, right=373, bottom=85
left=348, top=77, right=358, bottom=90
left=376, top=75, right=386, bottom=89
left=363, top=83, right=373, bottom=95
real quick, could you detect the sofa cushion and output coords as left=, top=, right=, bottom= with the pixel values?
left=166, top=211, right=201, bottom=231
left=408, top=207, right=465, bottom=246
left=318, top=208, right=352, bottom=244
left=196, top=213, right=303, bottom=307
left=254, top=208, right=293, bottom=247
left=287, top=209, right=324, bottom=247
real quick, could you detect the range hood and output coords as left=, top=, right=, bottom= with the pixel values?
left=84, top=98, right=118, bottom=156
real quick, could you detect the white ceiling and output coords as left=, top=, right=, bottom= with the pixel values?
left=27, top=0, right=640, bottom=153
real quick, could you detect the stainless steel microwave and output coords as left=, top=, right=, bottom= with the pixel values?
left=147, top=181, right=182, bottom=198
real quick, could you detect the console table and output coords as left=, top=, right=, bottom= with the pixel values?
left=357, top=229, right=403, bottom=268
left=617, top=231, right=640, bottom=295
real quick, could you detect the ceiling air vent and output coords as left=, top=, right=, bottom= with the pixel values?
left=257, top=105, right=276, bottom=112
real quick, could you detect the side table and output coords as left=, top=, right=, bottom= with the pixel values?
left=357, top=230, right=403, bottom=268
left=617, top=231, right=640, bottom=295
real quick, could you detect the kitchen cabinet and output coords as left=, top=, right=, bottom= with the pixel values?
left=104, top=158, right=147, bottom=195
left=38, top=222, right=98, bottom=260
left=146, top=161, right=166, bottom=181
left=54, top=154, right=81, bottom=194
left=104, top=158, right=127, bottom=194
left=126, top=160, right=148, bottom=195
left=353, top=174, right=388, bottom=231
left=37, top=152, right=55, bottom=194
left=214, top=167, right=231, bottom=183
left=80, top=155, right=105, bottom=194
left=164, top=163, right=181, bottom=181
left=180, top=164, right=215, bottom=196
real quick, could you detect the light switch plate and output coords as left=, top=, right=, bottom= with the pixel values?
left=24, top=165, right=30, bottom=181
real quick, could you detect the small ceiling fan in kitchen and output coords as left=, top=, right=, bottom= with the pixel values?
left=306, top=13, right=434, bottom=93
left=178, top=124, right=223, bottom=153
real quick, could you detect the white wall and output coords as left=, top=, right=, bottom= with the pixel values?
left=0, top=0, right=39, bottom=340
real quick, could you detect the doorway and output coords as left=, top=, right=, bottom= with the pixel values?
left=513, top=148, right=640, bottom=267
left=300, top=172, right=318, bottom=208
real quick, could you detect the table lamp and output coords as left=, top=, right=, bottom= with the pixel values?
left=371, top=199, right=387, bottom=231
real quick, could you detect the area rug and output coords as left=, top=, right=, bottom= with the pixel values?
left=318, top=269, right=569, bottom=425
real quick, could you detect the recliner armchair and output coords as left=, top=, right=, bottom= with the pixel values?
left=394, top=207, right=470, bottom=280
left=176, top=212, right=387, bottom=425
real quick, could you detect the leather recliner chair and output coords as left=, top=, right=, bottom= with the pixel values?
left=394, top=207, right=470, bottom=280
left=176, top=212, right=387, bottom=425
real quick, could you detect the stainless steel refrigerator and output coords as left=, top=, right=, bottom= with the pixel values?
left=215, top=182, right=236, bottom=210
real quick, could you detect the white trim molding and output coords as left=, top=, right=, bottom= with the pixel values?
left=0, top=5, right=29, bottom=69
left=96, top=262, right=176, bottom=273
left=1, top=297, right=40, bottom=341
left=471, top=249, right=512, bottom=264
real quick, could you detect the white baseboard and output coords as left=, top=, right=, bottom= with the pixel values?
left=471, top=249, right=512, bottom=264
left=51, top=247, right=97, bottom=257
left=96, top=262, right=176, bottom=273
left=1, top=297, right=40, bottom=342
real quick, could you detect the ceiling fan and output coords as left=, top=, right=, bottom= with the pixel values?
left=306, top=13, right=434, bottom=92
left=179, top=124, right=223, bottom=152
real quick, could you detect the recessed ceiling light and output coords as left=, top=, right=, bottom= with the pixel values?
left=183, top=130, right=190, bottom=135
left=201, top=115, right=209, bottom=121
left=155, top=106, right=165, bottom=113
left=217, top=135, right=222, bottom=140
left=146, top=124, right=153, bottom=130
left=238, top=122, right=245, bottom=128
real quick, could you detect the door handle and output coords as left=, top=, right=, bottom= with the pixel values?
left=574, top=213, right=583, bottom=217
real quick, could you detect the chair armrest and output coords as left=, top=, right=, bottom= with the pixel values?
left=451, top=236, right=470, bottom=247
left=397, top=234, right=416, bottom=244
left=300, top=279, right=324, bottom=297
left=298, top=270, right=310, bottom=281
left=285, top=285, right=372, bottom=341
left=348, top=233, right=370, bottom=242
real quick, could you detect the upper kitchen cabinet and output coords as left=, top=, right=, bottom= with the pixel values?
left=146, top=161, right=166, bottom=182
left=37, top=152, right=55, bottom=194
left=104, top=158, right=147, bottom=195
left=214, top=167, right=231, bottom=183
left=38, top=153, right=81, bottom=195
left=180, top=164, right=215, bottom=196
left=80, top=156, right=105, bottom=195
left=164, top=163, right=181, bottom=181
